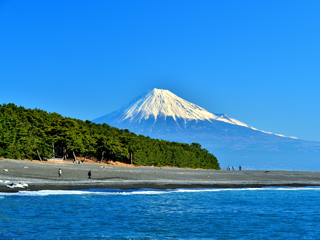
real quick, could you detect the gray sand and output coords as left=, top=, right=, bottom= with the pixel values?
left=1, top=159, right=320, bottom=192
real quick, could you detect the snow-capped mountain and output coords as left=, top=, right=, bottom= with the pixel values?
left=94, top=88, right=296, bottom=139
left=93, top=88, right=320, bottom=170
left=109, top=88, right=219, bottom=122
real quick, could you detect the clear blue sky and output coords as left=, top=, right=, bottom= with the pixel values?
left=1, top=0, right=320, bottom=141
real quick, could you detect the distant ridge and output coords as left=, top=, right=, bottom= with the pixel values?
left=93, top=88, right=320, bottom=170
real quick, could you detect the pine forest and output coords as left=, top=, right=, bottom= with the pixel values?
left=0, top=103, right=220, bottom=170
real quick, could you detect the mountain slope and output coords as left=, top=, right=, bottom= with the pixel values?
left=93, top=88, right=320, bottom=170
left=95, top=89, right=294, bottom=137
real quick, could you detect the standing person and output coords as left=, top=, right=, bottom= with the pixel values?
left=239, top=165, right=241, bottom=171
left=232, top=166, right=234, bottom=171
left=58, top=168, right=62, bottom=177
left=228, top=166, right=230, bottom=171
left=88, top=170, right=92, bottom=179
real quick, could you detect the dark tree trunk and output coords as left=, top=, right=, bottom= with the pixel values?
left=100, top=151, right=105, bottom=163
left=73, top=151, right=77, bottom=162
left=63, top=146, right=66, bottom=160
left=52, top=143, right=55, bottom=158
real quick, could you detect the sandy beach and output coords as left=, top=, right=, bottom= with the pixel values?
left=1, top=158, right=320, bottom=192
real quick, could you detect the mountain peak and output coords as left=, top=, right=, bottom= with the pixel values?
left=93, top=88, right=297, bottom=139
left=120, top=88, right=218, bottom=122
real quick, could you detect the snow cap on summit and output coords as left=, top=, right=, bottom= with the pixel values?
left=122, top=88, right=218, bottom=121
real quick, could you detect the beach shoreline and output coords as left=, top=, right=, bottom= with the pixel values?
left=1, top=159, right=320, bottom=192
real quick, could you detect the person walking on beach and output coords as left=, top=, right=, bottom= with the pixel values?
left=88, top=170, right=92, bottom=179
left=58, top=168, right=62, bottom=177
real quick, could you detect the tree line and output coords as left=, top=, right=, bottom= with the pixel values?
left=0, top=103, right=220, bottom=169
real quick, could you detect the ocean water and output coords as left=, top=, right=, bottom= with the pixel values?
left=1, top=187, right=320, bottom=239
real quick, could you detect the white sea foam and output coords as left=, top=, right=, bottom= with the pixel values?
left=186, top=187, right=320, bottom=192
left=0, top=189, right=173, bottom=197
left=0, top=187, right=320, bottom=197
